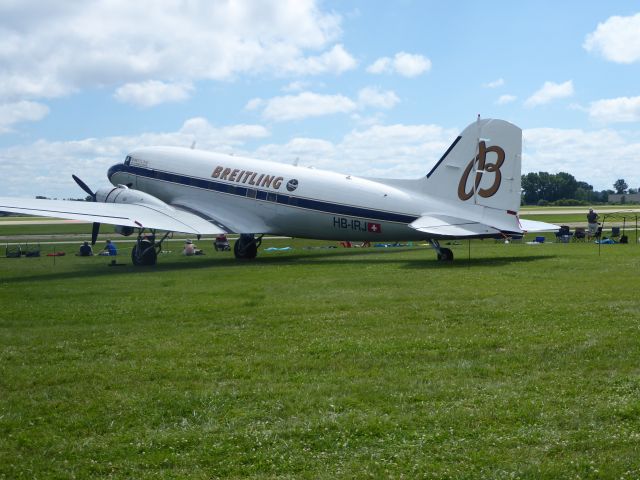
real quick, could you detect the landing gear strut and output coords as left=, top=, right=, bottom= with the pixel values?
left=234, top=234, right=263, bottom=260
left=131, top=229, right=170, bottom=266
left=429, top=239, right=454, bottom=262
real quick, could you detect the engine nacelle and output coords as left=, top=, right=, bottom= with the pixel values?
left=114, top=225, right=135, bottom=236
left=95, top=185, right=170, bottom=209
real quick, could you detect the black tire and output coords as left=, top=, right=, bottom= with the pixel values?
left=234, top=238, right=258, bottom=259
left=131, top=240, right=157, bottom=266
left=438, top=247, right=454, bottom=262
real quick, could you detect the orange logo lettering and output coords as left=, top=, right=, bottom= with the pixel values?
left=457, top=141, right=505, bottom=201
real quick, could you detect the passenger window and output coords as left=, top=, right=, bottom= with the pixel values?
left=246, top=189, right=257, bottom=199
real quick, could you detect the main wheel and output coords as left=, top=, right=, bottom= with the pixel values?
left=437, top=247, right=453, bottom=262
left=131, top=240, right=157, bottom=266
left=234, top=237, right=258, bottom=259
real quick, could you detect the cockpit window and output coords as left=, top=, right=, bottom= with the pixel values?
left=124, top=155, right=132, bottom=166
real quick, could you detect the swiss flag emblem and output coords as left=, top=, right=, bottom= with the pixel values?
left=367, top=222, right=382, bottom=233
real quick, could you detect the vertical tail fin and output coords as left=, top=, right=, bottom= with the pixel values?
left=424, top=118, right=522, bottom=214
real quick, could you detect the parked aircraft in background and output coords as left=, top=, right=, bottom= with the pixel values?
left=0, top=117, right=555, bottom=265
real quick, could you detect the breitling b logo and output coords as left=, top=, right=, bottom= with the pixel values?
left=457, top=141, right=505, bottom=201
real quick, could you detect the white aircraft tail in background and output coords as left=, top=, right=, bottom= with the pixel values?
left=0, top=117, right=557, bottom=265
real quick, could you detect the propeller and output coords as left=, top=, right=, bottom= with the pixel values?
left=72, top=174, right=96, bottom=201
left=72, top=175, right=100, bottom=245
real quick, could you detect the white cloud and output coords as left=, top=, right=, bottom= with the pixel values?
left=483, top=78, right=504, bottom=88
left=0, top=117, right=270, bottom=197
left=357, top=87, right=400, bottom=109
left=496, top=94, right=517, bottom=105
left=247, top=87, right=400, bottom=122
left=588, top=96, right=640, bottom=124
left=367, top=58, right=391, bottom=75
left=0, top=0, right=351, bottom=102
left=114, top=81, right=193, bottom=108
left=245, top=98, right=265, bottom=111
left=583, top=13, right=640, bottom=64
left=281, top=80, right=312, bottom=92
left=285, top=44, right=356, bottom=76
left=393, top=52, right=432, bottom=77
left=366, top=52, right=431, bottom=77
left=0, top=101, right=50, bottom=133
left=255, top=123, right=457, bottom=176
left=523, top=127, right=640, bottom=190
left=4, top=119, right=640, bottom=197
left=257, top=92, right=357, bottom=121
left=524, top=80, right=574, bottom=108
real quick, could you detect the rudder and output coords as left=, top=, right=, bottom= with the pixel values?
left=424, top=118, right=522, bottom=214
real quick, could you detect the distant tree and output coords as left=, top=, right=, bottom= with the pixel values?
left=521, top=171, right=578, bottom=204
left=553, top=172, right=578, bottom=200
left=613, top=179, right=628, bottom=194
left=628, top=188, right=638, bottom=194
left=521, top=172, right=542, bottom=204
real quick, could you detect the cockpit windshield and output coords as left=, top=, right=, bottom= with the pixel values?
left=124, top=155, right=132, bottom=166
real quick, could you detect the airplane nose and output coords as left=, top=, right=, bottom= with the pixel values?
left=107, top=163, right=123, bottom=183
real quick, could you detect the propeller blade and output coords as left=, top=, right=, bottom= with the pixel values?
left=72, top=174, right=96, bottom=200
left=91, top=222, right=100, bottom=245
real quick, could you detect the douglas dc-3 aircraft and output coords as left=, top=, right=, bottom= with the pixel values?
left=0, top=118, right=555, bottom=265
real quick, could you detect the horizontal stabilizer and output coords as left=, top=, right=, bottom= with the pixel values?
left=0, top=197, right=225, bottom=235
left=409, top=214, right=501, bottom=237
left=518, top=218, right=559, bottom=233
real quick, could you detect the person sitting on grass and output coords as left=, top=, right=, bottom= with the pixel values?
left=182, top=239, right=203, bottom=256
left=99, top=239, right=117, bottom=256
left=77, top=241, right=93, bottom=256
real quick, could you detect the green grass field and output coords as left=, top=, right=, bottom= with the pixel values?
left=2, top=235, right=640, bottom=479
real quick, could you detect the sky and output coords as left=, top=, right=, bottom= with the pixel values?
left=1, top=0, right=640, bottom=198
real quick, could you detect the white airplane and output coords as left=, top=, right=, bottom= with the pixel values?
left=0, top=118, right=555, bottom=265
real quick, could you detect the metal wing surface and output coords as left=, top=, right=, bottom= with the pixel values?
left=409, top=214, right=502, bottom=237
left=0, top=197, right=225, bottom=235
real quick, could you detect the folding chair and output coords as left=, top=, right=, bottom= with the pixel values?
left=555, top=225, right=572, bottom=243
left=5, top=244, right=22, bottom=257
left=573, top=227, right=586, bottom=242
left=611, top=226, right=621, bottom=240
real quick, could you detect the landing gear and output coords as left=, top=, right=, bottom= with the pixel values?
left=131, top=230, right=170, bottom=266
left=429, top=239, right=454, bottom=262
left=438, top=247, right=454, bottom=262
left=233, top=234, right=263, bottom=260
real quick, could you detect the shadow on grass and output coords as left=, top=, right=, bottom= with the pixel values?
left=3, top=247, right=555, bottom=283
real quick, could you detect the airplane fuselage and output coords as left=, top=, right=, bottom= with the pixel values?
left=1, top=119, right=558, bottom=265
left=108, top=146, right=435, bottom=241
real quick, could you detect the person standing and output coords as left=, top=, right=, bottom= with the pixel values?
left=587, top=209, right=599, bottom=235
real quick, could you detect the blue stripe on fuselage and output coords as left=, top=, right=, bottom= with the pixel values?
left=108, top=164, right=419, bottom=224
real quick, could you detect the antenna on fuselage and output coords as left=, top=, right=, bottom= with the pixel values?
left=190, top=140, right=196, bottom=150
left=293, top=157, right=299, bottom=166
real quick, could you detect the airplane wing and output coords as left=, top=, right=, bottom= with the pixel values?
left=518, top=218, right=559, bottom=232
left=170, top=198, right=270, bottom=234
left=409, top=214, right=559, bottom=237
left=409, top=215, right=502, bottom=237
left=0, top=197, right=225, bottom=235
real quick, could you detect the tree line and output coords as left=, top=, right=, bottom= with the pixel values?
left=521, top=172, right=637, bottom=206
